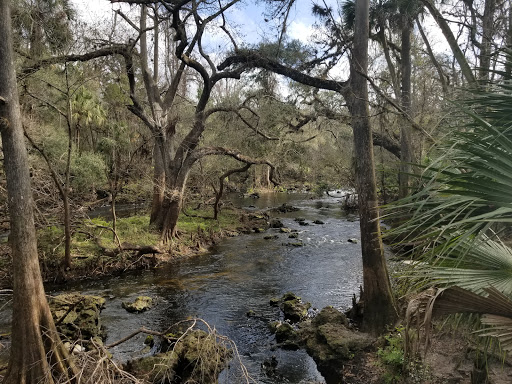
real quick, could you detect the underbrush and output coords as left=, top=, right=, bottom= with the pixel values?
left=377, top=326, right=432, bottom=384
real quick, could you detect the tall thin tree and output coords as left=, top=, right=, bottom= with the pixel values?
left=0, top=1, right=77, bottom=382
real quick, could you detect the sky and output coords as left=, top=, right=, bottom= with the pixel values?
left=71, top=0, right=450, bottom=53
left=71, top=0, right=327, bottom=45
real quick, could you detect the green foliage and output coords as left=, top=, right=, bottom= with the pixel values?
left=377, top=327, right=405, bottom=383
left=386, top=72, right=512, bottom=355
left=71, top=152, right=107, bottom=190
left=72, top=86, right=106, bottom=127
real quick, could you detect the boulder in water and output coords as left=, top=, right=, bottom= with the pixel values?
left=273, top=203, right=299, bottom=213
left=280, top=292, right=311, bottom=323
left=122, top=296, right=153, bottom=313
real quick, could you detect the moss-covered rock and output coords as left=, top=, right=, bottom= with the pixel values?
left=312, top=306, right=349, bottom=328
left=279, top=227, right=291, bottom=233
left=126, top=329, right=231, bottom=383
left=288, top=232, right=299, bottom=239
left=49, top=293, right=106, bottom=344
left=122, top=296, right=153, bottom=313
left=264, top=235, right=279, bottom=240
left=280, top=292, right=311, bottom=323
left=299, top=307, right=373, bottom=384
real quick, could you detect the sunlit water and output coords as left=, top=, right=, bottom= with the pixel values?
left=0, top=192, right=364, bottom=383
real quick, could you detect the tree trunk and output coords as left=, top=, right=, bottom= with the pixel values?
left=399, top=15, right=413, bottom=199
left=150, top=141, right=166, bottom=226
left=479, top=0, right=496, bottom=81
left=506, top=1, right=512, bottom=78
left=0, top=1, right=77, bottom=382
left=350, top=0, right=397, bottom=335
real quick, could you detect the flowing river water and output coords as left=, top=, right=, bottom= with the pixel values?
left=1, top=192, right=364, bottom=383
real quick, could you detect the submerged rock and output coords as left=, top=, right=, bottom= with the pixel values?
left=288, top=233, right=299, bottom=239
left=126, top=329, right=231, bottom=383
left=283, top=241, right=304, bottom=247
left=122, top=296, right=154, bottom=313
left=347, top=238, right=358, bottom=244
left=313, top=220, right=325, bottom=225
left=279, top=227, right=291, bottom=233
left=49, top=293, right=106, bottom=344
left=264, top=234, right=279, bottom=240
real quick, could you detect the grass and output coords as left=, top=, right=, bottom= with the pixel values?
left=178, top=208, right=240, bottom=233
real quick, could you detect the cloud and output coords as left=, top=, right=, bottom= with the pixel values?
left=288, top=20, right=315, bottom=44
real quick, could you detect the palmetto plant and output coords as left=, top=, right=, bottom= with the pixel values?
left=385, top=76, right=512, bottom=351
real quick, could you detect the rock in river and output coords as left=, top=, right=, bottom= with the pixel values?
left=122, top=296, right=154, bottom=313
left=280, top=292, right=311, bottom=323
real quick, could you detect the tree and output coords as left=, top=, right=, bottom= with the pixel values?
left=349, top=0, right=398, bottom=333
left=0, top=1, right=76, bottom=382
left=219, top=0, right=398, bottom=334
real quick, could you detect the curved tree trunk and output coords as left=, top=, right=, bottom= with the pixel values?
left=0, top=1, right=77, bottom=382
left=350, top=0, right=397, bottom=335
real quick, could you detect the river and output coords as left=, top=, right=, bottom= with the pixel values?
left=2, top=192, right=364, bottom=383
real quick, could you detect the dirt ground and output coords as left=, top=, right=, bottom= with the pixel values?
left=342, top=332, right=512, bottom=384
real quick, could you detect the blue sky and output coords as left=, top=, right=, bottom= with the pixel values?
left=72, top=0, right=334, bottom=46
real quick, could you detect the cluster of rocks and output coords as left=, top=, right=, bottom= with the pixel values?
left=267, top=293, right=373, bottom=384
left=49, top=292, right=231, bottom=383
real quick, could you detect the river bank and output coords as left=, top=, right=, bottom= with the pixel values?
left=0, top=203, right=274, bottom=289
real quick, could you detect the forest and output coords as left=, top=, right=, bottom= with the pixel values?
left=1, top=0, right=512, bottom=383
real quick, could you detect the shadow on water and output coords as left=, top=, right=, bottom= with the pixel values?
left=1, top=191, right=363, bottom=383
